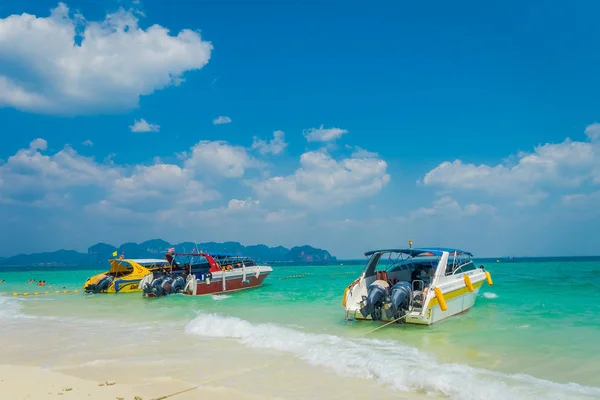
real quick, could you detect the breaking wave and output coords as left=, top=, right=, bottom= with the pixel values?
left=185, top=313, right=600, bottom=400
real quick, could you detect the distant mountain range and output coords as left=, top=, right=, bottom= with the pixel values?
left=0, top=239, right=336, bottom=266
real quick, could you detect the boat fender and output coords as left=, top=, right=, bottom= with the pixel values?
left=464, top=274, right=474, bottom=292
left=342, top=278, right=361, bottom=307
left=433, top=287, right=448, bottom=311
left=485, top=271, right=493, bottom=286
left=342, top=287, right=349, bottom=307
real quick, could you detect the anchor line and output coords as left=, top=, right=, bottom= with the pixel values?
left=360, top=314, right=409, bottom=336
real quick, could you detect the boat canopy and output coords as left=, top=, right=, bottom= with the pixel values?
left=166, top=253, right=252, bottom=259
left=111, top=258, right=170, bottom=265
left=364, top=248, right=473, bottom=257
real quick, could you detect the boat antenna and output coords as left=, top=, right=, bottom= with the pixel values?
left=408, top=239, right=413, bottom=249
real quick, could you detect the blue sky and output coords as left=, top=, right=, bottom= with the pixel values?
left=1, top=0, right=599, bottom=258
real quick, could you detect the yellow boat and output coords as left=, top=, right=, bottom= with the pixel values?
left=83, top=258, right=170, bottom=294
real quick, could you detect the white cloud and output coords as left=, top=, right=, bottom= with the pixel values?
left=184, top=140, right=262, bottom=178
left=585, top=123, right=600, bottom=141
left=265, top=209, right=307, bottom=223
left=213, top=116, right=232, bottom=125
left=251, top=130, right=287, bottom=155
left=82, top=140, right=94, bottom=146
left=350, top=146, right=379, bottom=159
left=104, top=163, right=220, bottom=213
left=130, top=119, right=160, bottom=133
left=303, top=125, right=348, bottom=142
left=0, top=138, right=259, bottom=212
left=152, top=197, right=262, bottom=226
left=422, top=128, right=599, bottom=205
left=0, top=3, right=212, bottom=115
left=562, top=191, right=600, bottom=207
left=252, top=148, right=390, bottom=208
left=0, top=138, right=119, bottom=205
left=409, top=196, right=496, bottom=219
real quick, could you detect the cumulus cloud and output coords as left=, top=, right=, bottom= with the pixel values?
left=0, top=3, right=212, bottom=115
left=409, top=196, right=496, bottom=219
left=562, top=191, right=600, bottom=207
left=585, top=123, right=600, bottom=141
left=252, top=148, right=390, bottom=208
left=82, top=140, right=94, bottom=146
left=422, top=125, right=600, bottom=205
left=213, top=116, right=232, bottom=125
left=0, top=138, right=120, bottom=206
left=350, top=146, right=379, bottom=159
left=303, top=125, right=348, bottom=142
left=0, top=137, right=262, bottom=212
left=130, top=119, right=160, bottom=133
left=106, top=163, right=220, bottom=213
left=251, top=130, right=287, bottom=155
left=184, top=140, right=263, bottom=178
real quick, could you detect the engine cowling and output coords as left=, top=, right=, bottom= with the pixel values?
left=360, top=280, right=390, bottom=320
left=386, top=281, right=412, bottom=320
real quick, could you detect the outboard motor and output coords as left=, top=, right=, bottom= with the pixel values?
left=144, top=274, right=166, bottom=297
left=171, top=275, right=185, bottom=294
left=159, top=276, right=175, bottom=296
left=84, top=275, right=114, bottom=294
left=360, top=280, right=390, bottom=320
left=385, top=281, right=413, bottom=320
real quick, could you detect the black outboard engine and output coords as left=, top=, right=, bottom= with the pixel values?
left=144, top=274, right=166, bottom=297
left=360, top=280, right=390, bottom=320
left=84, top=275, right=114, bottom=293
left=385, top=281, right=413, bottom=321
left=144, top=273, right=187, bottom=297
left=158, top=276, right=174, bottom=296
left=170, top=275, right=185, bottom=294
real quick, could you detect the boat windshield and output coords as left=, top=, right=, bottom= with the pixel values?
left=445, top=256, right=477, bottom=275
left=377, top=252, right=439, bottom=274
left=110, top=259, right=169, bottom=274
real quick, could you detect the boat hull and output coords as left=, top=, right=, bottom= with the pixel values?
left=189, top=273, right=269, bottom=296
left=345, top=273, right=489, bottom=326
left=144, top=266, right=273, bottom=297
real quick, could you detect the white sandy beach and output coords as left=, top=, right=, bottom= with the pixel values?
left=0, top=364, right=282, bottom=400
left=0, top=357, right=425, bottom=400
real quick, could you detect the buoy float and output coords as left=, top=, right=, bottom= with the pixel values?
left=433, top=287, right=448, bottom=311
left=464, top=274, right=474, bottom=292
left=485, top=271, right=494, bottom=286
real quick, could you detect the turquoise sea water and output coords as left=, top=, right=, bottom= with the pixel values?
left=1, top=258, right=599, bottom=399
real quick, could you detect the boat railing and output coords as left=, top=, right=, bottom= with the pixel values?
left=412, top=280, right=426, bottom=310
left=412, top=280, right=425, bottom=292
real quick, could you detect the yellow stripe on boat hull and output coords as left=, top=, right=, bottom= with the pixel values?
left=427, top=281, right=484, bottom=309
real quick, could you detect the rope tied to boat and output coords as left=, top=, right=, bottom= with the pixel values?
left=359, top=314, right=409, bottom=336
left=150, top=363, right=276, bottom=400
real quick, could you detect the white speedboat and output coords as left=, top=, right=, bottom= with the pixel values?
left=342, top=247, right=493, bottom=325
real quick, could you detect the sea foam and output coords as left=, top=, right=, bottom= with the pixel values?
left=0, top=296, right=24, bottom=322
left=211, top=294, right=231, bottom=301
left=185, top=313, right=600, bottom=400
